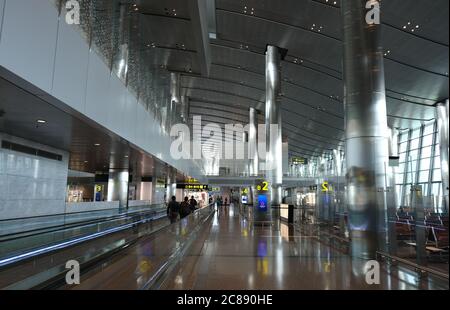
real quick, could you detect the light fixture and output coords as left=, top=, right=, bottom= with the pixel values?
left=37, top=119, right=46, bottom=124
left=94, top=143, right=101, bottom=147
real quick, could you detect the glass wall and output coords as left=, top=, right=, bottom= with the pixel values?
left=397, top=120, right=444, bottom=213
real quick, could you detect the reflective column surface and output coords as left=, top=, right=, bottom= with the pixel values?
left=341, top=0, right=390, bottom=259
left=162, top=205, right=448, bottom=290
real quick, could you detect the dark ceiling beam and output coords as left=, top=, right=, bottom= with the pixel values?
left=188, top=0, right=212, bottom=76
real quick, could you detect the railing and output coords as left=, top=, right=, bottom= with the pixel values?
left=376, top=251, right=449, bottom=280
left=0, top=205, right=166, bottom=261
left=0, top=204, right=215, bottom=289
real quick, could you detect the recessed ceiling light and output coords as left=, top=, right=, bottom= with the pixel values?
left=37, top=119, right=46, bottom=124
left=94, top=143, right=101, bottom=147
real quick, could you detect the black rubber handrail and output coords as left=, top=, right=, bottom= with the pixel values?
left=0, top=210, right=168, bottom=269
left=0, top=205, right=165, bottom=240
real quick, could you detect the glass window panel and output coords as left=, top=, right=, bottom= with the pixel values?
left=399, top=152, right=406, bottom=163
left=410, top=139, right=420, bottom=150
left=399, top=133, right=408, bottom=143
left=399, top=163, right=405, bottom=172
left=432, top=183, right=441, bottom=197
left=399, top=142, right=408, bottom=153
left=423, top=124, right=434, bottom=136
left=422, top=183, right=429, bottom=196
left=432, top=169, right=441, bottom=182
left=435, top=145, right=440, bottom=156
left=411, top=129, right=420, bottom=139
left=434, top=156, right=440, bottom=169
left=422, top=134, right=433, bottom=147
left=421, top=146, right=432, bottom=159
left=420, top=158, right=430, bottom=171
left=409, top=150, right=419, bottom=161
left=419, top=170, right=429, bottom=183
left=409, top=160, right=418, bottom=172
left=406, top=172, right=412, bottom=184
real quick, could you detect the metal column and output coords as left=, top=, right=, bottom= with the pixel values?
left=169, top=72, right=181, bottom=130
left=249, top=107, right=259, bottom=176
left=107, top=169, right=129, bottom=210
left=386, top=127, right=399, bottom=255
left=341, top=0, right=390, bottom=258
left=180, top=95, right=190, bottom=124
left=265, top=45, right=283, bottom=209
left=165, top=166, right=176, bottom=202
left=437, top=100, right=449, bottom=212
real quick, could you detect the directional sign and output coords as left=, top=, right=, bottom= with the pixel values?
left=256, top=181, right=269, bottom=192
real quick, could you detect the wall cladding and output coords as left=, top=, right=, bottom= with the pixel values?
left=0, top=133, right=69, bottom=220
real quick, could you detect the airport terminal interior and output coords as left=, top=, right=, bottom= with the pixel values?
left=0, top=0, right=448, bottom=290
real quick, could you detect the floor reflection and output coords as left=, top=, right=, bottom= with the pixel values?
left=163, top=205, right=448, bottom=290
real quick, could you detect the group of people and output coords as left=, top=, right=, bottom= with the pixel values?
left=215, top=196, right=228, bottom=207
left=166, top=196, right=198, bottom=223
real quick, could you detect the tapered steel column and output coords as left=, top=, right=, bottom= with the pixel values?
left=342, top=0, right=389, bottom=258
left=165, top=166, right=176, bottom=203
left=169, top=72, right=181, bottom=129
left=437, top=100, right=449, bottom=212
left=249, top=107, right=259, bottom=176
left=180, top=95, right=190, bottom=124
left=386, top=127, right=399, bottom=255
left=107, top=169, right=129, bottom=209
left=265, top=45, right=283, bottom=208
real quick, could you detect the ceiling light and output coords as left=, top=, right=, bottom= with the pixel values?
left=94, top=143, right=101, bottom=147
left=37, top=119, right=46, bottom=124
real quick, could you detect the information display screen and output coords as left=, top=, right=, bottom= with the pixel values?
left=257, top=195, right=268, bottom=212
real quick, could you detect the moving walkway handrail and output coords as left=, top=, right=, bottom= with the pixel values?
left=142, top=204, right=215, bottom=290
left=0, top=205, right=164, bottom=239
left=376, top=251, right=449, bottom=280
left=0, top=207, right=167, bottom=268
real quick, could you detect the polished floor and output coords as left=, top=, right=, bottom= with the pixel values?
left=161, top=205, right=448, bottom=290
left=60, top=205, right=448, bottom=290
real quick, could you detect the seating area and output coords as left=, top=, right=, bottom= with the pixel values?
left=394, top=209, right=449, bottom=256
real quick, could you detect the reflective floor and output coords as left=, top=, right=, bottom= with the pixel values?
left=161, top=205, right=449, bottom=290
left=55, top=205, right=449, bottom=290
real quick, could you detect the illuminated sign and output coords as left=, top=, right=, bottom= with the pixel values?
left=321, top=181, right=333, bottom=192
left=241, top=188, right=249, bottom=195
left=257, top=195, right=268, bottom=212
left=241, top=196, right=248, bottom=204
left=291, top=157, right=308, bottom=165
left=94, top=184, right=103, bottom=202
left=185, top=178, right=199, bottom=183
left=156, top=179, right=166, bottom=188
left=256, top=181, right=269, bottom=192
left=177, top=184, right=208, bottom=190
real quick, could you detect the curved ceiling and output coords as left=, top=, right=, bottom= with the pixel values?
left=104, top=0, right=449, bottom=159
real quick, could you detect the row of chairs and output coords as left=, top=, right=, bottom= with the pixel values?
left=395, top=211, right=448, bottom=249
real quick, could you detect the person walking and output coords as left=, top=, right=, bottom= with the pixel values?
left=167, top=196, right=180, bottom=224
left=180, top=196, right=192, bottom=219
left=189, top=195, right=198, bottom=212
